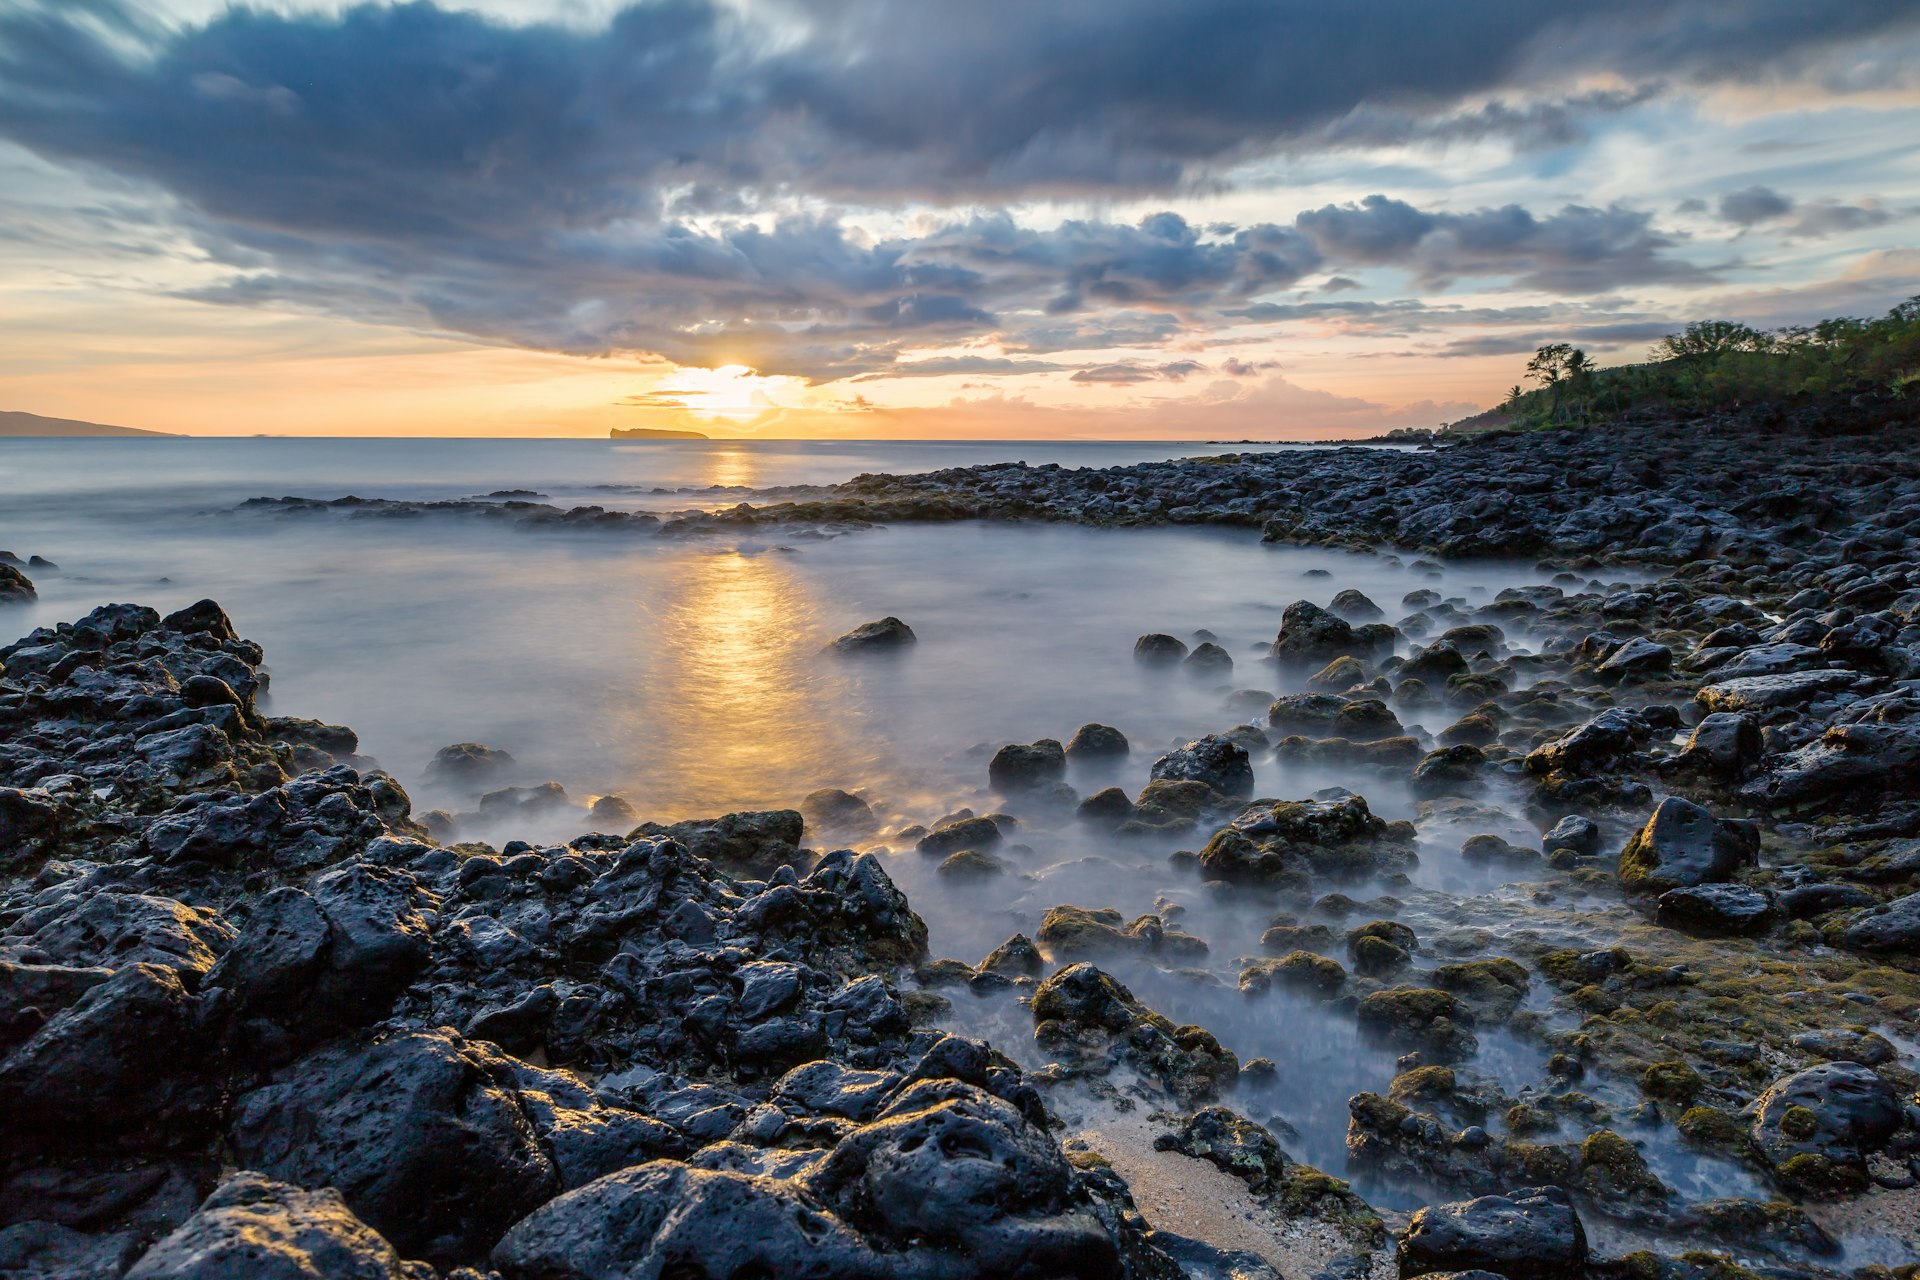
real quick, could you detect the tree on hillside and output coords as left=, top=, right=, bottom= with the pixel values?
left=1654, top=320, right=1768, bottom=371
left=1524, top=343, right=1593, bottom=421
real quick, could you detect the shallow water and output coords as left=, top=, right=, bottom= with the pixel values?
left=6, top=437, right=1807, bottom=1242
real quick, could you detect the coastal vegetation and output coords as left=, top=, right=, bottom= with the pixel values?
left=1477, top=297, right=1920, bottom=431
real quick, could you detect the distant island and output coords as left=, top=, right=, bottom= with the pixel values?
left=1, top=409, right=178, bottom=438
left=611, top=426, right=708, bottom=440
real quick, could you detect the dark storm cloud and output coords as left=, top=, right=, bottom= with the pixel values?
left=1296, top=195, right=1715, bottom=293
left=0, top=0, right=1905, bottom=376
left=5, top=0, right=1915, bottom=216
left=1718, top=186, right=1796, bottom=226
left=1786, top=200, right=1897, bottom=238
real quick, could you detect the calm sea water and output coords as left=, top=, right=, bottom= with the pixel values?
left=13, top=437, right=1812, bottom=1238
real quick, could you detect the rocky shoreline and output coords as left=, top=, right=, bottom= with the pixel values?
left=233, top=413, right=1919, bottom=567
left=4, top=414, right=1920, bottom=1279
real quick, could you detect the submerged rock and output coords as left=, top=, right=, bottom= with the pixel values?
left=1184, top=641, right=1234, bottom=674
left=988, top=739, right=1067, bottom=793
left=1133, top=633, right=1188, bottom=665
left=425, top=742, right=515, bottom=790
left=800, top=787, right=876, bottom=832
left=829, top=616, right=917, bottom=652
left=1065, top=723, right=1130, bottom=761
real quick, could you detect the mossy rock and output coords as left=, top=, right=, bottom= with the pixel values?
left=1356, top=988, right=1477, bottom=1060
left=936, top=848, right=1007, bottom=879
left=1135, top=778, right=1223, bottom=819
left=1241, top=950, right=1347, bottom=999
left=1774, top=1152, right=1869, bottom=1198
left=1641, top=1059, right=1706, bottom=1103
left=1260, top=921, right=1338, bottom=952
left=900, top=989, right=952, bottom=1025
left=1579, top=1128, right=1670, bottom=1205
left=1346, top=918, right=1416, bottom=952
left=1350, top=934, right=1411, bottom=977
left=1037, top=904, right=1207, bottom=962
left=1432, top=957, right=1530, bottom=1012
left=1389, top=1065, right=1456, bottom=1104
left=1506, top=1103, right=1557, bottom=1136
left=1677, top=1105, right=1748, bottom=1153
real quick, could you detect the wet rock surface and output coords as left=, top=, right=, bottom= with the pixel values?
left=0, top=603, right=1184, bottom=1277
left=15, top=412, right=1920, bottom=1277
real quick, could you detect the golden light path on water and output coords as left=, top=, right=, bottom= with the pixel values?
left=628, top=542, right=878, bottom=819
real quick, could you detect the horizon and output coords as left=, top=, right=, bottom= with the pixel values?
left=2, top=1, right=1917, bottom=439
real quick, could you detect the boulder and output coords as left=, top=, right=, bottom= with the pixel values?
left=424, top=743, right=515, bottom=790
left=1184, top=642, right=1234, bottom=674
left=1524, top=709, right=1648, bottom=777
left=1306, top=655, right=1367, bottom=691
left=1133, top=634, right=1188, bottom=665
left=1680, top=712, right=1763, bottom=778
left=916, top=815, right=1003, bottom=857
left=1842, top=891, right=1920, bottom=953
left=1617, top=797, right=1756, bottom=893
left=1749, top=1062, right=1902, bottom=1193
left=1399, top=641, right=1469, bottom=685
left=800, top=788, right=875, bottom=832
left=0, top=963, right=223, bottom=1156
left=988, top=739, right=1067, bottom=793
left=1654, top=883, right=1777, bottom=936
left=586, top=794, right=640, bottom=829
left=1065, top=723, right=1129, bottom=761
left=1541, top=815, right=1600, bottom=856
left=1075, top=786, right=1135, bottom=826
left=1695, top=670, right=1858, bottom=714
left=1742, top=722, right=1920, bottom=809
left=1197, top=794, right=1412, bottom=888
left=1397, top=1186, right=1587, bottom=1280
left=0, top=564, right=35, bottom=603
left=1711, top=643, right=1824, bottom=679
left=632, top=810, right=806, bottom=878
left=979, top=934, right=1044, bottom=978
left=124, top=1172, right=418, bottom=1280
left=1329, top=589, right=1384, bottom=621
left=1329, top=699, right=1402, bottom=742
left=1355, top=989, right=1477, bottom=1062
left=1272, top=600, right=1376, bottom=668
left=1410, top=746, right=1487, bottom=799
left=228, top=1029, right=558, bottom=1263
left=1266, top=692, right=1348, bottom=735
left=1596, top=637, right=1672, bottom=680
left=1150, top=735, right=1254, bottom=799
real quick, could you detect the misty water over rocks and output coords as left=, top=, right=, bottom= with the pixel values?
left=5, top=428, right=1920, bottom=1280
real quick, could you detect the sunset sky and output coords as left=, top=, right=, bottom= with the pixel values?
left=2, top=0, right=1918, bottom=438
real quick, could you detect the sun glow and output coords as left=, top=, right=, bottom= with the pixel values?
left=620, top=365, right=804, bottom=422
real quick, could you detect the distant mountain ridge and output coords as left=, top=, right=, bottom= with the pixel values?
left=0, top=410, right=178, bottom=437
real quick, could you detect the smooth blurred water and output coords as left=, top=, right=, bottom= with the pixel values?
left=0, top=436, right=1316, bottom=513
left=13, top=437, right=1784, bottom=1221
